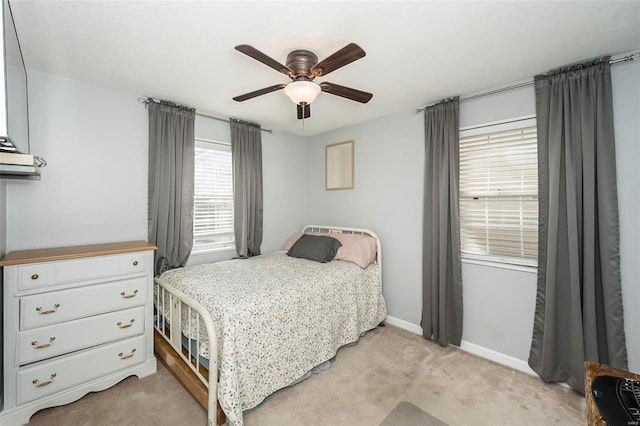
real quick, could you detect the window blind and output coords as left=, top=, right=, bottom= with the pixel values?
left=193, top=140, right=234, bottom=251
left=459, top=124, right=538, bottom=263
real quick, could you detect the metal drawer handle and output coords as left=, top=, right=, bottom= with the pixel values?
left=120, top=289, right=139, bottom=299
left=33, top=373, right=57, bottom=388
left=118, top=348, right=137, bottom=360
left=132, top=260, right=139, bottom=266
left=31, top=274, right=39, bottom=280
left=117, top=319, right=135, bottom=329
left=31, top=337, right=56, bottom=349
left=36, top=304, right=60, bottom=315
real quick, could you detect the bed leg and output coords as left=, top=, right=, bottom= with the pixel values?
left=217, top=401, right=227, bottom=425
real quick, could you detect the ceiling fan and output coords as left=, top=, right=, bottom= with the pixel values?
left=232, top=43, right=373, bottom=119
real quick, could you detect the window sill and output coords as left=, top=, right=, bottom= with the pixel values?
left=191, top=246, right=236, bottom=256
left=461, top=256, right=538, bottom=274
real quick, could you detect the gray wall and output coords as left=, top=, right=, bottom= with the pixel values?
left=6, top=70, right=148, bottom=250
left=0, top=180, right=5, bottom=256
left=188, top=117, right=308, bottom=265
left=0, top=179, right=4, bottom=407
left=306, top=66, right=640, bottom=372
left=6, top=70, right=308, bottom=258
left=612, top=59, right=640, bottom=372
left=3, top=60, right=637, bottom=381
left=306, top=111, right=424, bottom=323
left=305, top=85, right=538, bottom=367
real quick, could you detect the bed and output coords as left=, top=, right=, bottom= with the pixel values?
left=153, top=225, right=387, bottom=426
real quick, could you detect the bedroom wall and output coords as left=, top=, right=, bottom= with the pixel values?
left=305, top=84, right=538, bottom=369
left=306, top=65, right=640, bottom=373
left=6, top=70, right=148, bottom=250
left=0, top=179, right=4, bottom=406
left=612, top=59, right=640, bottom=373
left=5, top=70, right=308, bottom=262
left=0, top=179, right=5, bottom=256
left=457, top=84, right=537, bottom=367
left=305, top=112, right=424, bottom=330
left=188, top=117, right=308, bottom=265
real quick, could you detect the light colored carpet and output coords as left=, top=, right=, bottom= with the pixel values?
left=28, top=361, right=206, bottom=426
left=380, top=401, right=447, bottom=426
left=28, top=325, right=585, bottom=425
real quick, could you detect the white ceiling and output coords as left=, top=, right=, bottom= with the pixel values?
left=9, top=1, right=640, bottom=136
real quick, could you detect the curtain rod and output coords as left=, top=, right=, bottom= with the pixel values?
left=137, top=97, right=273, bottom=134
left=414, top=53, right=639, bottom=113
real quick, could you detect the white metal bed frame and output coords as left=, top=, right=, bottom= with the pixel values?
left=153, top=225, right=382, bottom=426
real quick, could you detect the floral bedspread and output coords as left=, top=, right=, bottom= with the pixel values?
left=156, top=251, right=387, bottom=426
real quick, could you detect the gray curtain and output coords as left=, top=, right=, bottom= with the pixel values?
left=421, top=97, right=463, bottom=346
left=230, top=118, right=263, bottom=257
left=529, top=57, right=627, bottom=392
left=148, top=100, right=195, bottom=276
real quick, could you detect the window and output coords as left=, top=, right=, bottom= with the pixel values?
left=459, top=117, right=538, bottom=266
left=193, top=139, right=234, bottom=252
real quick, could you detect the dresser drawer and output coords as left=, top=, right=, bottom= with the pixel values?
left=16, top=334, right=145, bottom=405
left=17, top=252, right=150, bottom=291
left=15, top=306, right=145, bottom=366
left=20, top=277, right=147, bottom=330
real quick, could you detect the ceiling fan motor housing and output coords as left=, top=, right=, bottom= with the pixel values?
left=286, top=50, right=318, bottom=79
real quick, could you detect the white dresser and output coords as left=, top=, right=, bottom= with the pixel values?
left=0, top=241, right=157, bottom=425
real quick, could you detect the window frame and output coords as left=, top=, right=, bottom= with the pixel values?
left=191, top=138, right=235, bottom=254
left=459, top=115, right=538, bottom=269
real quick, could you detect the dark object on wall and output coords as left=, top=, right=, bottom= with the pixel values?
left=591, top=376, right=640, bottom=426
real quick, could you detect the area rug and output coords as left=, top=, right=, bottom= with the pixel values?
left=380, top=401, right=448, bottom=426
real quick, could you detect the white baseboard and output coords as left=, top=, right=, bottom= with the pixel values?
left=458, top=340, right=537, bottom=376
left=384, top=315, right=423, bottom=335
left=384, top=315, right=537, bottom=377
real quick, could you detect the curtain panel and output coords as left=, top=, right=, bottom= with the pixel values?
left=529, top=57, right=627, bottom=392
left=230, top=118, right=263, bottom=258
left=421, top=97, right=463, bottom=346
left=148, top=100, right=195, bottom=276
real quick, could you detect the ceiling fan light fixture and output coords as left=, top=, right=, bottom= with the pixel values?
left=284, top=81, right=321, bottom=105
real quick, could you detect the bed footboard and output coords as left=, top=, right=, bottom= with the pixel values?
left=154, top=277, right=219, bottom=426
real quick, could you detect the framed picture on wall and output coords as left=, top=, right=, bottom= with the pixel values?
left=325, top=140, right=354, bottom=190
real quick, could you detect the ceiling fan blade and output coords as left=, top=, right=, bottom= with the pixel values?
left=296, top=103, right=311, bottom=119
left=311, top=43, right=366, bottom=77
left=235, top=44, right=293, bottom=77
left=233, top=84, right=286, bottom=102
left=319, top=82, right=373, bottom=103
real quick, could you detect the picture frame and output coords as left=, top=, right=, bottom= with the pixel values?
left=325, top=140, right=354, bottom=190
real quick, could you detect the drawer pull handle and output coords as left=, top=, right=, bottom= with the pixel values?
left=31, top=274, right=39, bottom=280
left=33, top=373, right=57, bottom=388
left=117, top=319, right=135, bottom=329
left=120, top=289, right=138, bottom=299
left=36, top=304, right=60, bottom=315
left=133, top=260, right=139, bottom=266
left=31, top=337, right=56, bottom=349
left=118, top=348, right=137, bottom=360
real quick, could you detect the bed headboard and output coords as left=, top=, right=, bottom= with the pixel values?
left=301, top=225, right=382, bottom=274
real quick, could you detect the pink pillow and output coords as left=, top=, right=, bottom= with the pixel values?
left=282, top=231, right=377, bottom=268
left=331, top=233, right=377, bottom=268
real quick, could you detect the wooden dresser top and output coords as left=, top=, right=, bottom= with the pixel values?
left=0, top=241, right=157, bottom=266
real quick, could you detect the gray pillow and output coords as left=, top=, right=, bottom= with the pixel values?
left=287, top=234, right=342, bottom=263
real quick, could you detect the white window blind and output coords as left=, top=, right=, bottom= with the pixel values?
left=193, top=140, right=234, bottom=252
left=459, top=118, right=538, bottom=265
